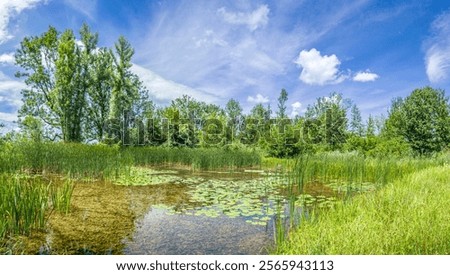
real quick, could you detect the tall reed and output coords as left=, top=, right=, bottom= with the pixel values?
left=0, top=142, right=261, bottom=180
left=289, top=151, right=449, bottom=188
left=51, top=180, right=75, bottom=214
left=0, top=175, right=50, bottom=237
left=125, top=146, right=261, bottom=170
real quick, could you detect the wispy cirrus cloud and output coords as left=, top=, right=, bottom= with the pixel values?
left=425, top=11, right=450, bottom=83
left=0, top=0, right=44, bottom=44
left=130, top=64, right=221, bottom=104
left=136, top=2, right=288, bottom=105
left=217, top=4, right=270, bottom=31
left=63, top=0, right=97, bottom=20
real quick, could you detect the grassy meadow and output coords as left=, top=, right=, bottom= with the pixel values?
left=275, top=165, right=450, bottom=254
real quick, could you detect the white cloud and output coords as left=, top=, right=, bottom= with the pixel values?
left=0, top=112, right=19, bottom=123
left=0, top=72, right=25, bottom=124
left=63, top=0, right=97, bottom=20
left=218, top=5, right=269, bottom=31
left=0, top=80, right=26, bottom=93
left=290, top=101, right=302, bottom=117
left=425, top=11, right=450, bottom=83
left=0, top=52, right=15, bottom=64
left=0, top=72, right=25, bottom=100
left=0, top=0, right=44, bottom=44
left=138, top=2, right=288, bottom=105
left=130, top=64, right=221, bottom=104
left=426, top=49, right=450, bottom=83
left=194, top=30, right=228, bottom=48
left=247, top=93, right=269, bottom=104
left=353, top=70, right=379, bottom=82
left=294, top=48, right=346, bottom=85
left=136, top=1, right=371, bottom=110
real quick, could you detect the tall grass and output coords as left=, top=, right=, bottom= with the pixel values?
left=289, top=151, right=449, bottom=188
left=0, top=142, right=261, bottom=180
left=0, top=175, right=75, bottom=248
left=0, top=142, right=130, bottom=179
left=0, top=175, right=50, bottom=238
left=275, top=166, right=450, bottom=254
left=128, top=146, right=261, bottom=170
left=51, top=180, right=75, bottom=214
left=271, top=151, right=449, bottom=253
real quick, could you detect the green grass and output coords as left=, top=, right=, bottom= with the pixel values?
left=51, top=180, right=75, bottom=214
left=0, top=175, right=50, bottom=238
left=0, top=142, right=261, bottom=180
left=292, top=151, right=449, bottom=186
left=0, top=142, right=130, bottom=179
left=275, top=165, right=450, bottom=254
left=0, top=174, right=75, bottom=251
left=127, top=146, right=261, bottom=170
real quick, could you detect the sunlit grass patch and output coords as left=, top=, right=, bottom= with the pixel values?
left=275, top=166, right=450, bottom=254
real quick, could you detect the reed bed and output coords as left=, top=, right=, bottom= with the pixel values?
left=0, top=175, right=49, bottom=238
left=0, top=175, right=76, bottom=250
left=289, top=151, right=449, bottom=188
left=0, top=142, right=129, bottom=179
left=127, top=146, right=261, bottom=170
left=0, top=142, right=261, bottom=180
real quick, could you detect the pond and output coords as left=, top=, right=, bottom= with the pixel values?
left=20, top=167, right=339, bottom=255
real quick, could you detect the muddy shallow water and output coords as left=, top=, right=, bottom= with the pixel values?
left=20, top=167, right=337, bottom=255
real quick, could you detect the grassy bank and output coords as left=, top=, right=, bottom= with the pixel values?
left=275, top=165, right=450, bottom=254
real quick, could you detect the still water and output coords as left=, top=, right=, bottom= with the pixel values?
left=24, top=167, right=335, bottom=254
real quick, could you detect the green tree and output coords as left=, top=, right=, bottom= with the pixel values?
left=54, top=29, right=85, bottom=142
left=239, top=104, right=270, bottom=146
left=109, top=36, right=141, bottom=121
left=15, top=26, right=60, bottom=139
left=19, top=115, right=44, bottom=142
left=383, top=96, right=405, bottom=138
left=225, top=98, right=243, bottom=142
left=276, top=88, right=288, bottom=119
left=384, top=87, right=450, bottom=154
left=366, top=115, right=375, bottom=137
left=304, top=92, right=349, bottom=149
left=15, top=26, right=88, bottom=142
left=349, top=104, right=363, bottom=136
left=86, top=48, right=114, bottom=141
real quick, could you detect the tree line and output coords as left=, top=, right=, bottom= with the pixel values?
left=5, top=24, right=450, bottom=156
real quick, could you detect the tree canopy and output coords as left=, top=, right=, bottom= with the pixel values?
left=11, top=24, right=450, bottom=157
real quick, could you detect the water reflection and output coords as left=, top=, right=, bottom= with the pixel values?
left=24, top=167, right=336, bottom=255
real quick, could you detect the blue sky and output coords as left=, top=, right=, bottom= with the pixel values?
left=1, top=0, right=450, bottom=131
